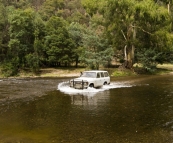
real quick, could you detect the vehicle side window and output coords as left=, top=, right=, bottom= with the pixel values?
left=97, top=73, right=100, bottom=78
left=104, top=72, right=108, bottom=77
left=101, top=72, right=104, bottom=77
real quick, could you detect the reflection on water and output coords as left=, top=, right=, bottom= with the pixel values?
left=71, top=91, right=110, bottom=106
left=0, top=75, right=173, bottom=142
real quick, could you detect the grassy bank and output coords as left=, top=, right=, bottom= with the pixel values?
left=0, top=64, right=173, bottom=78
left=0, top=67, right=86, bottom=78
left=109, top=64, right=173, bottom=77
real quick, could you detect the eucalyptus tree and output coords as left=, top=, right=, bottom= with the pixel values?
left=105, top=0, right=173, bottom=69
left=135, top=0, right=173, bottom=68
left=157, top=0, right=173, bottom=32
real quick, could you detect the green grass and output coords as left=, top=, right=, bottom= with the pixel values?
left=111, top=64, right=173, bottom=77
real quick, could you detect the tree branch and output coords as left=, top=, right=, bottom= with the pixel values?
left=121, top=30, right=127, bottom=41
left=131, top=25, right=153, bottom=35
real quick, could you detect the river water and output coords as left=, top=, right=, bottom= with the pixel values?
left=0, top=75, right=173, bottom=143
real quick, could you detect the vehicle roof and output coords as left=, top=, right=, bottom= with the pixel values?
left=83, top=70, right=108, bottom=72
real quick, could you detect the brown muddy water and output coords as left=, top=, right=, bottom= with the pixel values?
left=0, top=75, right=173, bottom=143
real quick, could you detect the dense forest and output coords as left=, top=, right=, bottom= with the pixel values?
left=0, top=0, right=173, bottom=76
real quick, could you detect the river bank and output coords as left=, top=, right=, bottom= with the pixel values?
left=0, top=64, right=173, bottom=78
left=0, top=67, right=86, bottom=78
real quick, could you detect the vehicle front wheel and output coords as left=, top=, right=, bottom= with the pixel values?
left=103, top=82, right=107, bottom=85
left=89, top=83, right=94, bottom=88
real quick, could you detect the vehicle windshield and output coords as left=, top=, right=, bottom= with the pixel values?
left=81, top=72, right=96, bottom=78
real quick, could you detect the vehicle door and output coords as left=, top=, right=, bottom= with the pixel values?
left=100, top=72, right=105, bottom=85
left=95, top=72, right=102, bottom=87
left=104, top=72, right=110, bottom=84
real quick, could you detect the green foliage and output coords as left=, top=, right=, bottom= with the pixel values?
left=0, top=2, right=9, bottom=62
left=6, top=7, right=46, bottom=74
left=0, top=0, right=173, bottom=76
left=45, top=16, right=75, bottom=66
left=104, top=0, right=173, bottom=69
left=152, top=30, right=173, bottom=51
left=8, top=8, right=35, bottom=62
left=39, top=0, right=65, bottom=21
left=82, top=0, right=107, bottom=16
left=25, top=53, right=39, bottom=72
left=82, top=0, right=99, bottom=16
left=136, top=49, right=165, bottom=71
left=81, top=47, right=114, bottom=69
left=68, top=22, right=85, bottom=46
left=80, top=27, right=114, bottom=70
left=1, top=58, right=19, bottom=77
left=68, top=22, right=86, bottom=67
left=65, top=0, right=88, bottom=24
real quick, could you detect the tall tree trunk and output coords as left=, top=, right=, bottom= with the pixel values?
left=124, top=45, right=127, bottom=61
left=168, top=1, right=170, bottom=14
left=122, top=24, right=136, bottom=69
left=131, top=24, right=136, bottom=65
left=126, top=46, right=134, bottom=69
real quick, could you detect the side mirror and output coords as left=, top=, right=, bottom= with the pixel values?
left=80, top=72, right=83, bottom=76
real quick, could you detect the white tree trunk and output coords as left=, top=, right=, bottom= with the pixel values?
left=168, top=1, right=170, bottom=14
left=124, top=45, right=127, bottom=61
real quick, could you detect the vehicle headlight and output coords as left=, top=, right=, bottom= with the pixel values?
left=70, top=80, right=74, bottom=85
left=84, top=82, right=88, bottom=85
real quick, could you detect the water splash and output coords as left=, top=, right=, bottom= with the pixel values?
left=58, top=81, right=133, bottom=96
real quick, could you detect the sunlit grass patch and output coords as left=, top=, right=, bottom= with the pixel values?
left=157, top=64, right=173, bottom=70
left=111, top=69, right=136, bottom=77
left=39, top=67, right=86, bottom=77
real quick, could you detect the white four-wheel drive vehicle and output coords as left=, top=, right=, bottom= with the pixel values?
left=70, top=70, right=110, bottom=89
